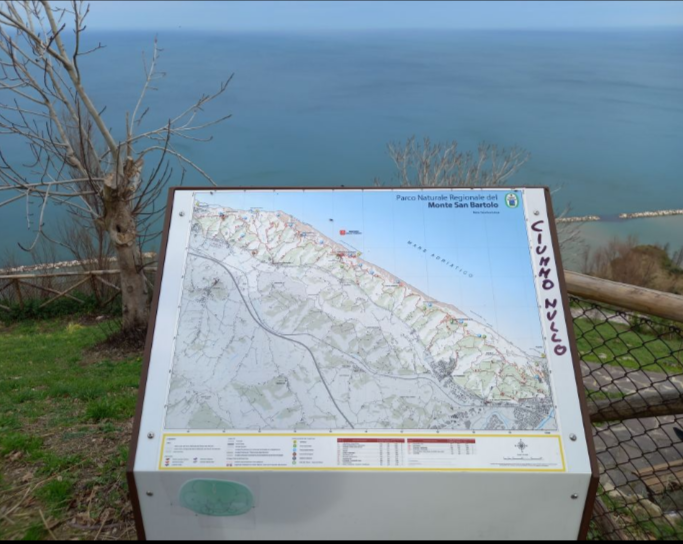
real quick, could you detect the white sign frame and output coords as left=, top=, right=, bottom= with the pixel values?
left=128, top=186, right=598, bottom=541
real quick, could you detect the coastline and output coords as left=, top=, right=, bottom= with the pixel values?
left=557, top=209, right=683, bottom=223
left=564, top=215, right=683, bottom=271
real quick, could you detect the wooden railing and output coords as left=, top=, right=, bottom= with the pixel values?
left=0, top=268, right=156, bottom=312
left=3, top=267, right=681, bottom=321
left=565, top=271, right=683, bottom=324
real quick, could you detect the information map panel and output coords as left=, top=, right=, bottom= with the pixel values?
left=131, top=187, right=598, bottom=540
left=137, top=188, right=588, bottom=474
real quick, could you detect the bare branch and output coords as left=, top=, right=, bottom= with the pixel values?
left=39, top=0, right=118, bottom=156
left=130, top=36, right=161, bottom=140
left=384, top=136, right=530, bottom=189
left=18, top=178, right=52, bottom=252
left=0, top=0, right=231, bottom=332
left=140, top=145, right=219, bottom=186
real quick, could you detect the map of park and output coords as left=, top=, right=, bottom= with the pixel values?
left=164, top=192, right=556, bottom=431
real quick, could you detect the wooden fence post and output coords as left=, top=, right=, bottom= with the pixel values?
left=13, top=279, right=23, bottom=309
left=89, top=272, right=101, bottom=306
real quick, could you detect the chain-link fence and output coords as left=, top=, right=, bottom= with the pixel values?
left=571, top=296, right=683, bottom=540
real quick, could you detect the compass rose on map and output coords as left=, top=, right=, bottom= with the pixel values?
left=515, top=440, right=529, bottom=454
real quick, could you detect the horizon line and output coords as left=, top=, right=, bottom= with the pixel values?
left=85, top=25, right=683, bottom=33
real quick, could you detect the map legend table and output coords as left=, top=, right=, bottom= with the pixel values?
left=337, top=438, right=405, bottom=467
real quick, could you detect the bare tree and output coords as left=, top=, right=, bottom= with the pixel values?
left=378, top=136, right=583, bottom=255
left=380, top=136, right=530, bottom=188
left=0, top=1, right=231, bottom=334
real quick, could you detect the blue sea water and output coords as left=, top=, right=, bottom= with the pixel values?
left=1, top=29, right=682, bottom=265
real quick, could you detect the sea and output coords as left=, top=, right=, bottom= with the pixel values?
left=1, top=29, right=682, bottom=268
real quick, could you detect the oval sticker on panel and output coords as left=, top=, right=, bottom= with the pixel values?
left=179, top=479, right=254, bottom=517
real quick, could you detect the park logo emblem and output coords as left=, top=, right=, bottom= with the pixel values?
left=505, top=192, right=520, bottom=209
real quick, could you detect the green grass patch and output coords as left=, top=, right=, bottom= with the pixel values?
left=20, top=523, right=48, bottom=541
left=47, top=381, right=106, bottom=401
left=85, top=395, right=138, bottom=422
left=0, top=317, right=141, bottom=539
left=574, top=317, right=683, bottom=373
left=0, top=319, right=141, bottom=423
left=585, top=389, right=627, bottom=402
left=0, top=412, right=21, bottom=431
left=35, top=478, right=76, bottom=513
left=0, top=432, right=43, bottom=456
left=36, top=452, right=85, bottom=476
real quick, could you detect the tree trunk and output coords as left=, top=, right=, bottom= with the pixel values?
left=114, top=237, right=149, bottom=332
left=103, top=163, right=149, bottom=333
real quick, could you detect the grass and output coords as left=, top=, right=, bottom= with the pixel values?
left=590, top=486, right=683, bottom=540
left=574, top=317, right=683, bottom=374
left=0, top=318, right=141, bottom=541
left=35, top=479, right=76, bottom=513
left=20, top=524, right=47, bottom=541
left=0, top=433, right=44, bottom=457
left=585, top=389, right=628, bottom=403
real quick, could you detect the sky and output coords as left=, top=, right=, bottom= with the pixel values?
left=66, top=1, right=683, bottom=31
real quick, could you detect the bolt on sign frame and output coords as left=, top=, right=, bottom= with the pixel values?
left=128, top=187, right=598, bottom=540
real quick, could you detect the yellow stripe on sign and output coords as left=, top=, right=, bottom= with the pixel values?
left=157, top=433, right=566, bottom=473
left=158, top=466, right=567, bottom=473
left=160, top=432, right=562, bottom=439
